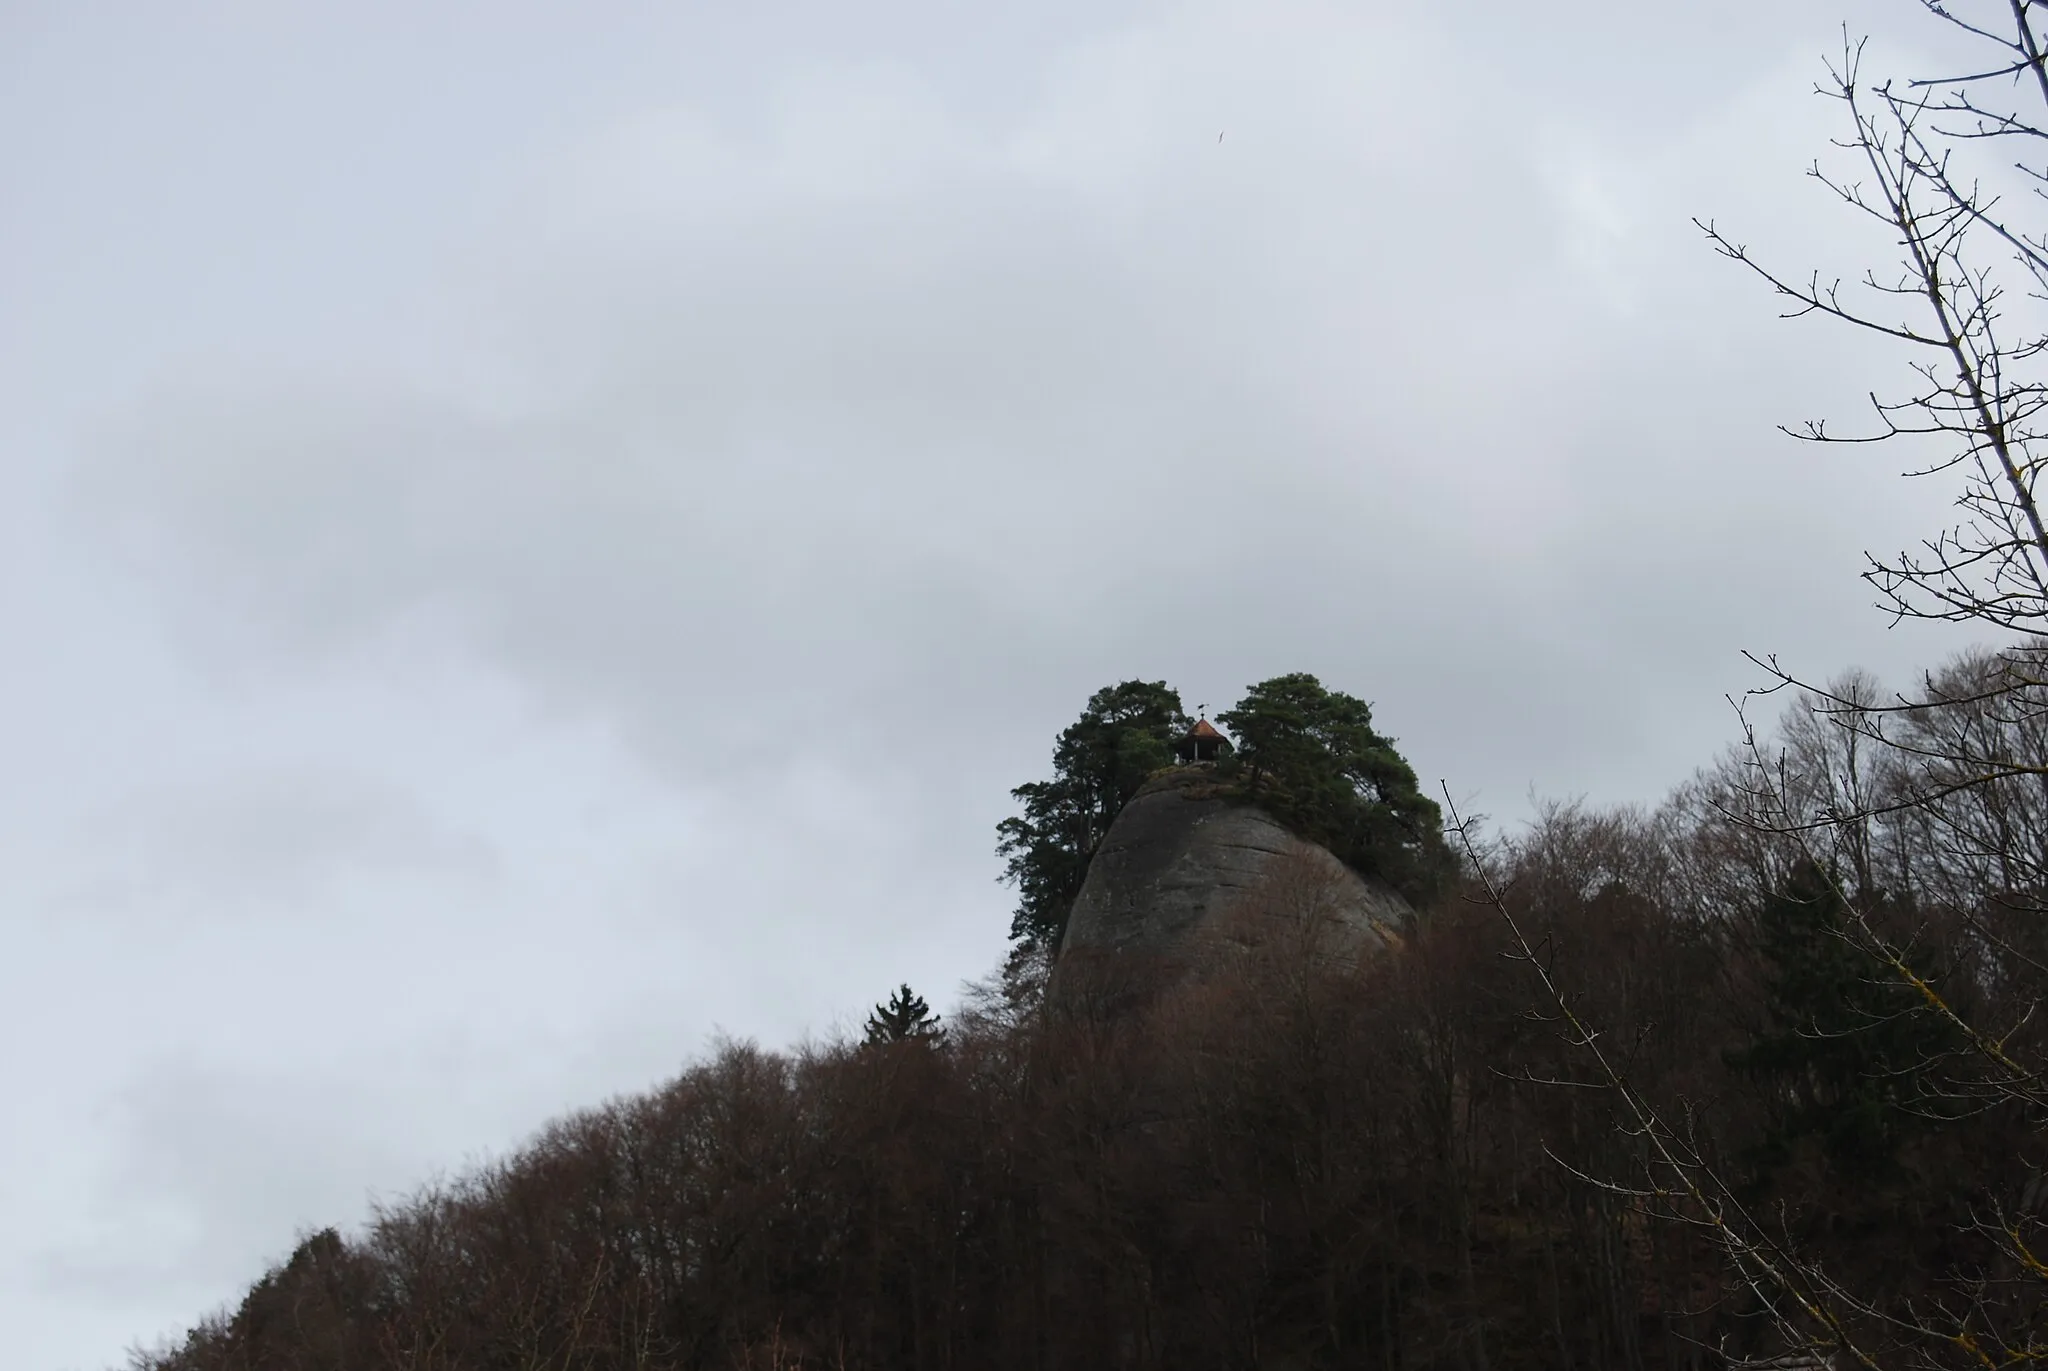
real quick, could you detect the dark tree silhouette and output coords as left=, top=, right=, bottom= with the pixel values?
left=863, top=983, right=944, bottom=1046
left=996, top=680, right=1188, bottom=950
left=1219, top=672, right=1457, bottom=906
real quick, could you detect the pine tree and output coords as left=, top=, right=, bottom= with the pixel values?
left=1728, top=861, right=1958, bottom=1179
left=864, top=984, right=945, bottom=1047
left=996, top=680, right=1188, bottom=949
left=1218, top=673, right=1455, bottom=906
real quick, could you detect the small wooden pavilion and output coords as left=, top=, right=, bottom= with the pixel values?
left=1174, top=718, right=1231, bottom=764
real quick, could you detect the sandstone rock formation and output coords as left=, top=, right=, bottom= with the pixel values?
left=1052, top=765, right=1412, bottom=995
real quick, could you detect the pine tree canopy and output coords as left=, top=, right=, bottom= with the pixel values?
left=1726, top=861, right=1961, bottom=1178
left=995, top=680, right=1188, bottom=950
left=863, top=984, right=945, bottom=1046
left=1217, top=673, right=1456, bottom=907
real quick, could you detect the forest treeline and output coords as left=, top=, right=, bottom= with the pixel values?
left=127, top=649, right=2048, bottom=1371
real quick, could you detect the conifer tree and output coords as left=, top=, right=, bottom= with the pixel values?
left=996, top=680, right=1188, bottom=949
left=1219, top=673, right=1455, bottom=906
left=1727, top=861, right=1958, bottom=1180
left=863, top=984, right=945, bottom=1046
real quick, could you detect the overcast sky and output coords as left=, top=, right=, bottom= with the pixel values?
left=2, top=2, right=2011, bottom=1365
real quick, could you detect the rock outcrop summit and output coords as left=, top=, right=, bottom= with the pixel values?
left=1052, top=765, right=1412, bottom=993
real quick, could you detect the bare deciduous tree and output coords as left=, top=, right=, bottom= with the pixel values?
left=1460, top=14, right=2048, bottom=1363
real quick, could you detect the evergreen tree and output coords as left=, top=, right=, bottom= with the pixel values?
left=864, top=984, right=945, bottom=1046
left=996, top=680, right=1189, bottom=949
left=1218, top=672, right=1455, bottom=906
left=1728, top=861, right=1958, bottom=1179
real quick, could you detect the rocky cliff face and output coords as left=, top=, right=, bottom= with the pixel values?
left=1052, top=766, right=1411, bottom=994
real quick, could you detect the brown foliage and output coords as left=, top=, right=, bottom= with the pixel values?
left=128, top=721, right=2048, bottom=1371
left=118, top=841, right=1857, bottom=1369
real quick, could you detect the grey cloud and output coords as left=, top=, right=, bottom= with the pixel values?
left=64, top=764, right=502, bottom=921
left=75, top=13, right=1654, bottom=792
